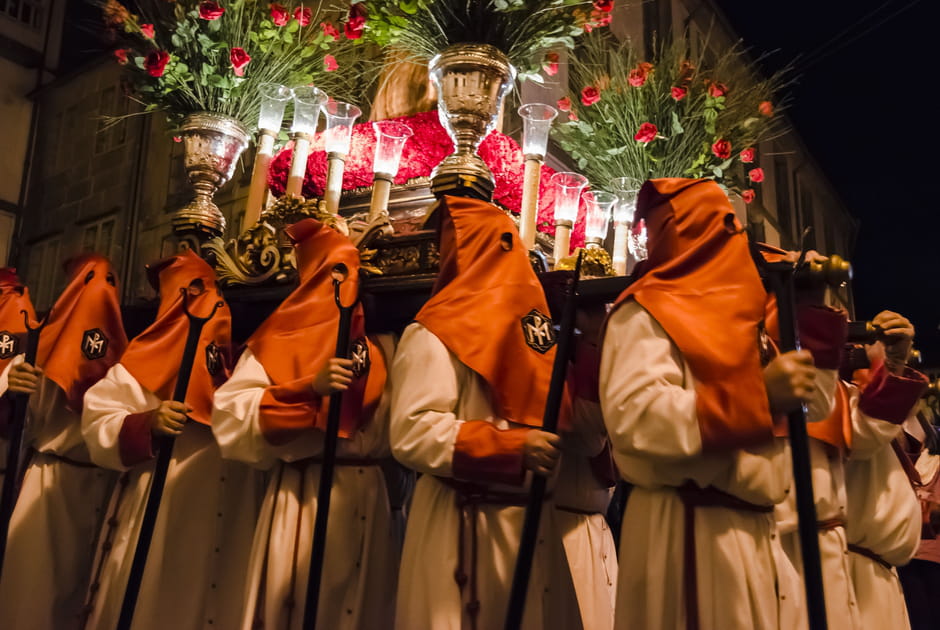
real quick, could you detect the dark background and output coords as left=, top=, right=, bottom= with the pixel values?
left=715, top=0, right=937, bottom=368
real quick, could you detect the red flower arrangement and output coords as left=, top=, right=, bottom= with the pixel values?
left=266, top=111, right=587, bottom=247
left=323, top=54, right=338, bottom=72
left=114, top=48, right=129, bottom=64
left=739, top=147, right=755, bottom=163
left=748, top=167, right=764, bottom=183
left=628, top=62, right=653, bottom=87
left=670, top=86, right=687, bottom=101
left=230, top=47, right=250, bottom=76
left=543, top=51, right=560, bottom=77
left=557, top=97, right=572, bottom=112
left=634, top=122, right=657, bottom=143
left=270, top=3, right=288, bottom=26
left=345, top=2, right=367, bottom=39
left=144, top=50, right=170, bottom=77
left=581, top=86, right=601, bottom=106
left=759, top=101, right=774, bottom=117
left=294, top=6, right=311, bottom=26
left=321, top=21, right=340, bottom=40
left=140, top=23, right=154, bottom=39
left=711, top=138, right=731, bottom=159
left=707, top=81, right=728, bottom=98
left=741, top=189, right=755, bottom=204
left=198, top=0, right=225, bottom=20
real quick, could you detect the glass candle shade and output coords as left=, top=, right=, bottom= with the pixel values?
left=551, top=172, right=589, bottom=225
left=258, top=83, right=293, bottom=133
left=322, top=101, right=362, bottom=154
left=372, top=120, right=413, bottom=177
left=518, top=103, right=558, bottom=158
left=583, top=190, right=618, bottom=245
left=290, top=86, right=328, bottom=135
left=610, top=176, right=641, bottom=224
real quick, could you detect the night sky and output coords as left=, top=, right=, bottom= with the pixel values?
left=714, top=0, right=938, bottom=367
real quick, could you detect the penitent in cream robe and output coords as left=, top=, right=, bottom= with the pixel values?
left=80, top=363, right=263, bottom=630
left=600, top=301, right=837, bottom=630
left=390, top=323, right=617, bottom=630
left=211, top=337, right=399, bottom=630
left=0, top=356, right=116, bottom=630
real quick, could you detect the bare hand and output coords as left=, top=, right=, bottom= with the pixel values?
left=523, top=430, right=562, bottom=477
left=7, top=363, right=42, bottom=395
left=781, top=249, right=827, bottom=264
left=311, top=357, right=354, bottom=396
left=149, top=400, right=191, bottom=437
left=871, top=310, right=914, bottom=370
left=764, top=350, right=816, bottom=414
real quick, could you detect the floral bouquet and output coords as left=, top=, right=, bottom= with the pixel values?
left=98, top=0, right=375, bottom=129
left=357, top=0, right=614, bottom=81
left=552, top=30, right=791, bottom=202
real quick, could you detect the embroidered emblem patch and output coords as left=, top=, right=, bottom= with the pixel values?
left=0, top=331, right=19, bottom=359
left=350, top=337, right=370, bottom=378
left=81, top=328, right=109, bottom=360
left=521, top=309, right=556, bottom=354
left=205, top=342, right=222, bottom=376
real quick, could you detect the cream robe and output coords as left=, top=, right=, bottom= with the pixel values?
left=390, top=323, right=618, bottom=630
left=80, top=363, right=263, bottom=630
left=776, top=383, right=914, bottom=630
left=0, top=355, right=116, bottom=630
left=844, top=395, right=920, bottom=630
left=211, top=341, right=399, bottom=630
left=600, top=301, right=835, bottom=630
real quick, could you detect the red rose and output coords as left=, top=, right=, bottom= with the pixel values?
left=628, top=62, right=653, bottom=87
left=593, top=0, right=614, bottom=11
left=544, top=51, right=559, bottom=77
left=740, top=147, right=755, bottom=163
left=198, top=0, right=225, bottom=20
left=270, top=3, right=288, bottom=26
left=324, top=54, right=338, bottom=72
left=144, top=50, right=170, bottom=77
left=741, top=189, right=755, bottom=204
left=321, top=21, right=340, bottom=40
left=707, top=81, right=728, bottom=98
left=671, top=86, right=687, bottom=101
left=557, top=96, right=571, bottom=112
left=345, top=3, right=366, bottom=39
left=711, top=138, right=731, bottom=159
left=580, top=86, right=601, bottom=106
left=230, top=47, right=250, bottom=77
left=748, top=167, right=765, bottom=183
left=140, top=23, right=154, bottom=39
left=294, top=6, right=311, bottom=26
left=568, top=112, right=579, bottom=122
left=634, top=122, right=657, bottom=143
left=759, top=101, right=774, bottom=117
left=113, top=48, right=129, bottom=65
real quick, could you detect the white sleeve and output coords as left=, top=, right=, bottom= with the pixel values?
left=599, top=302, right=703, bottom=462
left=388, top=323, right=461, bottom=477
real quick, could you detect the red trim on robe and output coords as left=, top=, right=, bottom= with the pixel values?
left=452, top=421, right=528, bottom=486
left=858, top=359, right=928, bottom=424
left=258, top=378, right=324, bottom=446
left=119, top=411, right=154, bottom=467
left=796, top=304, right=848, bottom=370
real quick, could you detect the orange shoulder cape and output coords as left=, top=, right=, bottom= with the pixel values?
left=120, top=249, right=231, bottom=424
left=0, top=269, right=36, bottom=373
left=415, top=195, right=555, bottom=427
left=609, top=178, right=774, bottom=451
left=246, top=219, right=385, bottom=438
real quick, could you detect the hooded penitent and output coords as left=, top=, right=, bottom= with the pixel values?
left=415, top=195, right=556, bottom=428
left=246, top=218, right=386, bottom=442
left=0, top=269, right=36, bottom=373
left=35, top=254, right=127, bottom=412
left=120, top=249, right=231, bottom=425
left=609, top=178, right=775, bottom=451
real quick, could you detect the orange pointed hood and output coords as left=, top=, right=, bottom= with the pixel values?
left=415, top=195, right=555, bottom=427
left=610, top=178, right=774, bottom=451
left=35, top=254, right=127, bottom=411
left=120, top=249, right=231, bottom=425
left=0, top=269, right=36, bottom=373
left=246, top=219, right=385, bottom=437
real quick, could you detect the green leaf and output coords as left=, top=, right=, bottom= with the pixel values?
left=670, top=110, right=684, bottom=135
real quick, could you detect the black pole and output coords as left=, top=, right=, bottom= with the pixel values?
left=115, top=292, right=224, bottom=630
left=302, top=264, right=357, bottom=630
left=767, top=264, right=828, bottom=630
left=504, top=253, right=583, bottom=630
left=0, top=310, right=47, bottom=578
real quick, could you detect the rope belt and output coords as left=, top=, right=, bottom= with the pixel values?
left=847, top=543, right=893, bottom=571
left=35, top=449, right=99, bottom=468
left=677, top=482, right=774, bottom=630
left=437, top=477, right=542, bottom=630
left=817, top=517, right=847, bottom=531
